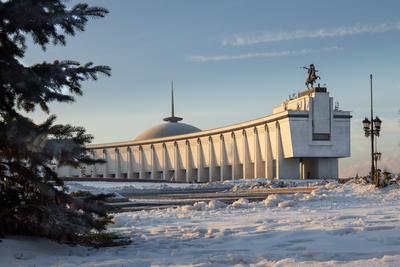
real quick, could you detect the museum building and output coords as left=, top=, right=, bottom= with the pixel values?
left=57, top=86, right=351, bottom=181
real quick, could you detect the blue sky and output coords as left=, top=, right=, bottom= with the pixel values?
left=26, top=0, right=400, bottom=176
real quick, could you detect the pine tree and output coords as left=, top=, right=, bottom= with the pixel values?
left=0, top=0, right=121, bottom=246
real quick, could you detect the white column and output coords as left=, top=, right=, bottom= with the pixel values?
left=185, top=140, right=191, bottom=182
left=197, top=139, right=202, bottom=182
left=265, top=125, right=273, bottom=179
left=220, top=134, right=225, bottom=182
left=209, top=136, right=214, bottom=182
left=127, top=147, right=133, bottom=179
left=231, top=132, right=236, bottom=181
left=103, top=149, right=108, bottom=178
left=275, top=121, right=283, bottom=179
left=253, top=127, right=262, bottom=178
left=174, top=142, right=179, bottom=181
left=150, top=145, right=156, bottom=180
left=139, top=146, right=144, bottom=179
left=114, top=148, right=121, bottom=178
left=90, top=150, right=96, bottom=178
left=162, top=143, right=168, bottom=180
left=242, top=130, right=249, bottom=179
left=299, top=158, right=304, bottom=179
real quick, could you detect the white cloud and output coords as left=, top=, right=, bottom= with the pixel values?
left=187, top=46, right=343, bottom=62
left=223, top=22, right=400, bottom=46
left=323, top=46, right=344, bottom=52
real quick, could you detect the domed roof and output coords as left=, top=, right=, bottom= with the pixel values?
left=134, top=82, right=201, bottom=141
left=134, top=122, right=201, bottom=141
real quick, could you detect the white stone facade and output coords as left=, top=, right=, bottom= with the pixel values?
left=57, top=87, right=351, bottom=181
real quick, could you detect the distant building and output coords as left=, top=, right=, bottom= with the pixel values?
left=57, top=86, right=351, bottom=181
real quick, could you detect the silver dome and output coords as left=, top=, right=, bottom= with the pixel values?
left=134, top=122, right=201, bottom=141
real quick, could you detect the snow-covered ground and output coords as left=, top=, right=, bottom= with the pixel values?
left=65, top=180, right=227, bottom=195
left=65, top=178, right=325, bottom=195
left=2, top=181, right=400, bottom=266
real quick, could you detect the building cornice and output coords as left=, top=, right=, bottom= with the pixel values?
left=87, top=110, right=312, bottom=149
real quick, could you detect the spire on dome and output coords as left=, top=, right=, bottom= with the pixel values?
left=163, top=81, right=183, bottom=123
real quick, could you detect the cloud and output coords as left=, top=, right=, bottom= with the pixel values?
left=223, top=22, right=400, bottom=46
left=187, top=46, right=343, bottom=62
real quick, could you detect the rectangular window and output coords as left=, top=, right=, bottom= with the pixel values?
left=313, top=133, right=330, bottom=141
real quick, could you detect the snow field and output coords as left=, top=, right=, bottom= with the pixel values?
left=106, top=182, right=400, bottom=266
left=2, top=181, right=400, bottom=266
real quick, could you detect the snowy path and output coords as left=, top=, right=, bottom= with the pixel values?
left=110, top=188, right=316, bottom=212
left=2, top=182, right=400, bottom=266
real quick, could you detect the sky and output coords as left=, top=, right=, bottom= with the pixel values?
left=26, top=0, right=400, bottom=176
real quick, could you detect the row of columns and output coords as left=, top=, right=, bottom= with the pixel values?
left=94, top=122, right=284, bottom=181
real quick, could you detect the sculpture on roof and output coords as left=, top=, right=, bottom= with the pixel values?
left=302, top=64, right=320, bottom=89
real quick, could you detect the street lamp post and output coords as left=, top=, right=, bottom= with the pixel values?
left=362, top=74, right=382, bottom=186
left=374, top=151, right=382, bottom=174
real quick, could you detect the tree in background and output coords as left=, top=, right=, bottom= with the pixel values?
left=0, top=0, right=120, bottom=246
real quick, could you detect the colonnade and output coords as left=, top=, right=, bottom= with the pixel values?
left=87, top=121, right=286, bottom=182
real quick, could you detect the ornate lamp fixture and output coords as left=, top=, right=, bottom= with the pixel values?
left=373, top=152, right=382, bottom=161
left=373, top=117, right=382, bottom=136
left=362, top=118, right=371, bottom=137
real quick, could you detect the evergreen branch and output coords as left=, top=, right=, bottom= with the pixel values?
left=0, top=1, right=108, bottom=50
left=0, top=59, right=111, bottom=113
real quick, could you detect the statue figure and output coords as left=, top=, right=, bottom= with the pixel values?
left=302, top=64, right=320, bottom=89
